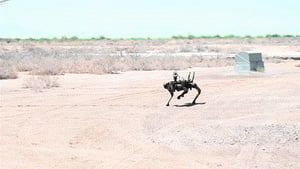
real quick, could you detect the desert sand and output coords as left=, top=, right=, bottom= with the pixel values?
left=1, top=60, right=299, bottom=168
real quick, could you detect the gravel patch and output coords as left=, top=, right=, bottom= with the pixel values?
left=151, top=124, right=299, bottom=148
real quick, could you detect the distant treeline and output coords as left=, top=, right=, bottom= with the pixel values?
left=1, top=34, right=299, bottom=42
left=171, top=34, right=300, bottom=39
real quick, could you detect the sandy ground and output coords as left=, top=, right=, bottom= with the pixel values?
left=1, top=61, right=300, bottom=168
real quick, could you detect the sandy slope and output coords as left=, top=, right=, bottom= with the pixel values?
left=1, top=61, right=300, bottom=168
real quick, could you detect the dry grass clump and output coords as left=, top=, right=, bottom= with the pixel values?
left=31, top=58, right=64, bottom=75
left=23, top=75, right=59, bottom=92
left=138, top=56, right=191, bottom=70
left=13, top=57, right=64, bottom=75
left=62, top=56, right=124, bottom=74
left=60, top=55, right=192, bottom=74
left=0, top=60, right=18, bottom=79
left=3, top=48, right=65, bottom=75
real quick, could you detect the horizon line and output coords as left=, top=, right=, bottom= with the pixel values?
left=1, top=33, right=299, bottom=40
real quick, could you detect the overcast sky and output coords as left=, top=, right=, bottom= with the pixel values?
left=0, top=0, right=299, bottom=38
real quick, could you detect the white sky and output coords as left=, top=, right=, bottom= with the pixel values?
left=0, top=0, right=299, bottom=38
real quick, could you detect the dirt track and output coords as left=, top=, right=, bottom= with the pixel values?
left=1, top=61, right=300, bottom=168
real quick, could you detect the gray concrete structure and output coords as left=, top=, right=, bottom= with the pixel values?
left=235, top=51, right=264, bottom=72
